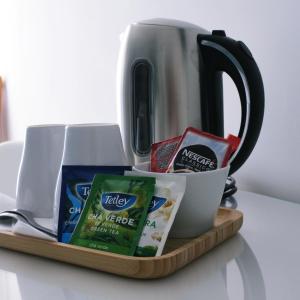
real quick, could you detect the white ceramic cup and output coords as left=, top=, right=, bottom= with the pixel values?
left=60, top=123, right=127, bottom=166
left=133, top=162, right=230, bottom=238
left=16, top=125, right=66, bottom=218
left=53, top=123, right=128, bottom=232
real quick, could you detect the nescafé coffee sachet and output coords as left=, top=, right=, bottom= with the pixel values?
left=70, top=175, right=155, bottom=256
left=167, top=127, right=240, bottom=173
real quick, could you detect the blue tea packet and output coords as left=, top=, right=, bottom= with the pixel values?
left=58, top=165, right=132, bottom=243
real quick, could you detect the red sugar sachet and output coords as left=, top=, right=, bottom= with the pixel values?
left=150, top=136, right=181, bottom=172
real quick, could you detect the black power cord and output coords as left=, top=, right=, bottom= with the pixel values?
left=221, top=176, right=238, bottom=209
left=222, top=176, right=237, bottom=200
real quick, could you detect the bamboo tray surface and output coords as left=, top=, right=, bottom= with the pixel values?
left=0, top=208, right=243, bottom=279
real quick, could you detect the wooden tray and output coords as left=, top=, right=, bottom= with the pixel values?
left=0, top=208, right=243, bottom=279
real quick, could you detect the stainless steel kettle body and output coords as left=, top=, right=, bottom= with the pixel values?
left=117, top=19, right=264, bottom=174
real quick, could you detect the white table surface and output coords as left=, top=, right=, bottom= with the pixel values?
left=0, top=190, right=299, bottom=300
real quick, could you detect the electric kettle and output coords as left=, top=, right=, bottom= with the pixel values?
left=117, top=18, right=264, bottom=174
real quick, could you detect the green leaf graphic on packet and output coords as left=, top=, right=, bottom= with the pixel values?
left=70, top=175, right=155, bottom=256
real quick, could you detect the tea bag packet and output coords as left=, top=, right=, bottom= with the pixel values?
left=70, top=175, right=155, bottom=256
left=125, top=171, right=186, bottom=256
left=167, top=127, right=240, bottom=173
left=58, top=165, right=132, bottom=243
left=150, top=136, right=181, bottom=172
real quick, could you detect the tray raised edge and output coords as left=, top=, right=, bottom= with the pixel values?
left=0, top=208, right=243, bottom=279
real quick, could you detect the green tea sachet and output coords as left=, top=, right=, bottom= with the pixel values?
left=70, top=175, right=155, bottom=256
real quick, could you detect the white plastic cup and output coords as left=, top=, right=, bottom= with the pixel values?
left=133, top=162, right=229, bottom=238
left=53, top=123, right=128, bottom=232
left=16, top=125, right=66, bottom=218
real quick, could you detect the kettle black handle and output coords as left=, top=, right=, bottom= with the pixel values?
left=197, top=31, right=264, bottom=175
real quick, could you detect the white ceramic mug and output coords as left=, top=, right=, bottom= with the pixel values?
left=16, top=125, right=66, bottom=218
left=53, top=123, right=128, bottom=231
left=133, top=162, right=229, bottom=238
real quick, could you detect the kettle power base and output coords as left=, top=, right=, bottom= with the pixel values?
left=0, top=208, right=242, bottom=279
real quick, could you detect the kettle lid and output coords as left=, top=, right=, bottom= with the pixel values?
left=135, top=18, right=209, bottom=33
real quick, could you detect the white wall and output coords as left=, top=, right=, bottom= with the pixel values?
left=0, top=0, right=299, bottom=202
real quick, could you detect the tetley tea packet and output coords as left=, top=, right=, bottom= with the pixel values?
left=126, top=171, right=186, bottom=256
left=58, top=166, right=131, bottom=243
left=70, top=175, right=155, bottom=256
